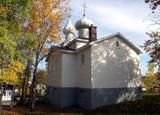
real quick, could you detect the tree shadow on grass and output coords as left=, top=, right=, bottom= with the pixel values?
left=2, top=95, right=160, bottom=114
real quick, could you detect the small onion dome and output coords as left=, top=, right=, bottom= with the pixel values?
left=63, top=18, right=75, bottom=34
left=75, top=16, right=94, bottom=30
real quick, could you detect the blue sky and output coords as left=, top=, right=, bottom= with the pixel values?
left=69, top=0, right=153, bottom=75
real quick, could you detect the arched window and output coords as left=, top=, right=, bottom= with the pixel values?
left=81, top=54, right=85, bottom=63
left=116, top=41, right=119, bottom=47
left=116, top=41, right=120, bottom=47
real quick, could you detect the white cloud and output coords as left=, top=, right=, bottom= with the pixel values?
left=89, top=5, right=146, bottom=33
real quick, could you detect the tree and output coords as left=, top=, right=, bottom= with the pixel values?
left=0, top=0, right=33, bottom=81
left=144, top=0, right=160, bottom=70
left=143, top=63, right=157, bottom=92
left=37, top=69, right=47, bottom=85
left=152, top=72, right=160, bottom=92
left=145, top=0, right=160, bottom=11
left=0, top=0, right=32, bottom=112
left=0, top=0, right=32, bottom=36
left=25, top=0, right=67, bottom=110
left=147, top=63, right=157, bottom=72
left=18, top=33, right=35, bottom=104
left=0, top=0, right=36, bottom=105
left=143, top=72, right=156, bottom=92
left=144, top=33, right=160, bottom=69
left=0, top=61, right=24, bottom=84
left=143, top=63, right=160, bottom=93
left=37, top=69, right=47, bottom=96
left=0, top=36, right=24, bottom=112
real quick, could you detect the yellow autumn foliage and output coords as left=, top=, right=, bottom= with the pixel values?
left=27, top=0, right=67, bottom=44
left=0, top=61, right=24, bottom=85
left=0, top=5, right=7, bottom=16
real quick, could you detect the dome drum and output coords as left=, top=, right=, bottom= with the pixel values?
left=66, top=33, right=74, bottom=41
left=78, top=28, right=89, bottom=38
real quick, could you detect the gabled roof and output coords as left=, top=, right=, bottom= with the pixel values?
left=50, top=46, right=74, bottom=53
left=50, top=32, right=142, bottom=54
left=90, top=32, right=142, bottom=54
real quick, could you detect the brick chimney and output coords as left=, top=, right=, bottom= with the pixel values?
left=89, top=24, right=97, bottom=42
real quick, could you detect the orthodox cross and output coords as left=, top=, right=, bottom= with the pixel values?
left=68, top=0, right=72, bottom=18
left=68, top=7, right=72, bottom=18
left=83, top=0, right=87, bottom=17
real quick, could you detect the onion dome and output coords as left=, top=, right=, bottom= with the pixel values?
left=63, top=18, right=75, bottom=34
left=75, top=16, right=94, bottom=30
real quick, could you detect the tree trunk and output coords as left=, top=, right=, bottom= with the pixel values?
left=30, top=52, right=39, bottom=111
left=20, top=77, right=27, bottom=104
left=30, top=65, right=38, bottom=111
left=20, top=60, right=31, bottom=104
left=0, top=92, right=2, bottom=115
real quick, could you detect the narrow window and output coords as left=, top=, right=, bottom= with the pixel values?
left=81, top=54, right=85, bottom=64
left=9, top=92, right=11, bottom=95
left=116, top=41, right=120, bottom=47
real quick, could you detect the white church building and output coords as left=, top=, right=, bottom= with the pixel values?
left=46, top=11, right=142, bottom=109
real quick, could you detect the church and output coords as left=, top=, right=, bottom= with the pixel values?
left=46, top=6, right=142, bottom=109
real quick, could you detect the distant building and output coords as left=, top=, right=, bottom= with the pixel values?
left=46, top=9, right=142, bottom=109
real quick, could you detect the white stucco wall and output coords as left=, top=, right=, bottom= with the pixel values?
left=76, top=42, right=87, bottom=49
left=76, top=48, right=92, bottom=88
left=67, top=40, right=87, bottom=50
left=47, top=48, right=92, bottom=88
left=91, top=37, right=141, bottom=88
left=61, top=53, right=77, bottom=87
left=47, top=51, right=62, bottom=87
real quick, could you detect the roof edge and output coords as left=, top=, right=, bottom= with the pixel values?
left=89, top=32, right=142, bottom=54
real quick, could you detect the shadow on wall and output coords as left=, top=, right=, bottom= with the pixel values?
left=91, top=37, right=142, bottom=103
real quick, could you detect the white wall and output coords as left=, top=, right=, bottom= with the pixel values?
left=47, top=47, right=92, bottom=88
left=66, top=40, right=88, bottom=50
left=76, top=42, right=87, bottom=49
left=61, top=53, right=77, bottom=87
left=76, top=48, right=92, bottom=88
left=91, top=37, right=141, bottom=88
left=47, top=51, right=62, bottom=87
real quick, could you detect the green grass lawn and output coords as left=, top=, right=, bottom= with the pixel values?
left=2, top=93, right=160, bottom=115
